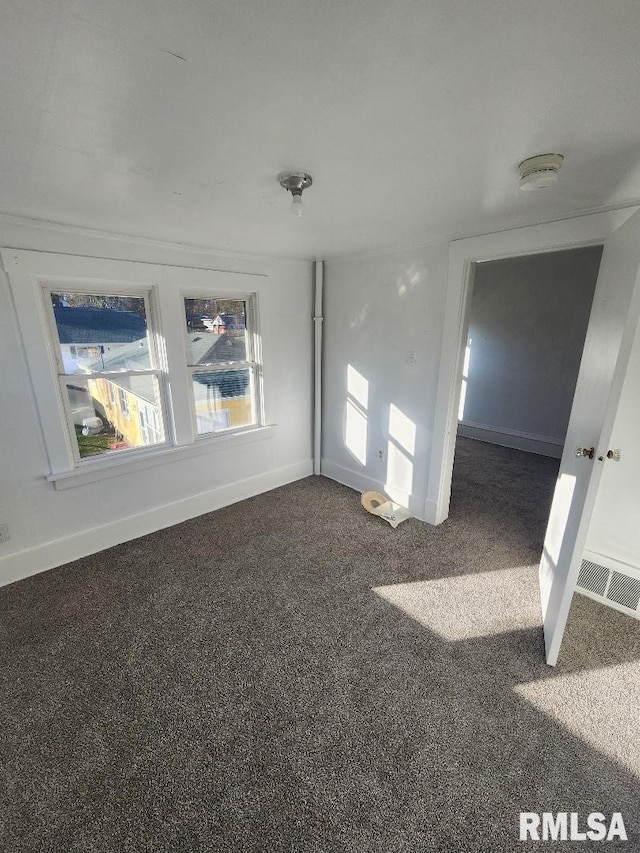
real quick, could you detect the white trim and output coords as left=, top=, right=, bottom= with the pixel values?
left=320, top=459, right=427, bottom=521
left=320, top=459, right=385, bottom=497
left=5, top=200, right=640, bottom=270
left=424, top=498, right=439, bottom=524
left=319, top=201, right=640, bottom=263
left=188, top=361, right=254, bottom=373
left=48, top=425, right=276, bottom=490
left=6, top=203, right=640, bottom=267
left=457, top=421, right=564, bottom=459
left=1, top=248, right=269, bottom=284
left=0, top=212, right=312, bottom=263
left=59, top=367, right=163, bottom=381
left=43, top=278, right=166, bottom=469
left=1, top=249, right=271, bottom=479
left=0, top=458, right=312, bottom=588
left=582, top=548, right=640, bottom=581
left=182, top=291, right=262, bottom=438
left=425, top=207, right=637, bottom=526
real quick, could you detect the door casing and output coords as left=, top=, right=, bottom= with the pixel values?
left=424, top=207, right=639, bottom=664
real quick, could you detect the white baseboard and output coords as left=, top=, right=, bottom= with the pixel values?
left=457, top=420, right=564, bottom=459
left=423, top=498, right=445, bottom=526
left=0, top=459, right=313, bottom=588
left=582, top=548, right=640, bottom=580
left=320, top=459, right=427, bottom=521
left=320, top=459, right=382, bottom=496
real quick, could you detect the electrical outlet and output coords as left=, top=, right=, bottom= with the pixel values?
left=407, top=351, right=417, bottom=367
left=378, top=449, right=384, bottom=460
left=0, top=523, right=9, bottom=544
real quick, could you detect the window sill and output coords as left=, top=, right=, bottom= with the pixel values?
left=47, top=425, right=276, bottom=491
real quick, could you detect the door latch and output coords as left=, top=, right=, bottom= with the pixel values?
left=575, top=446, right=595, bottom=460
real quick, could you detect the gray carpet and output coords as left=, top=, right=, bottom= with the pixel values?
left=1, top=437, right=639, bottom=852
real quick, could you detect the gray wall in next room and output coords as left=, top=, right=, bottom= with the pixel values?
left=459, top=245, right=603, bottom=455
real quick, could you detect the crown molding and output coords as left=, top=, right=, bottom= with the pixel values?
left=0, top=212, right=316, bottom=264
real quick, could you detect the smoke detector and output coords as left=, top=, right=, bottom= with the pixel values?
left=518, top=153, right=564, bottom=190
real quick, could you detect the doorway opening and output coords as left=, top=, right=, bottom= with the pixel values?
left=449, top=245, right=603, bottom=587
left=425, top=208, right=640, bottom=664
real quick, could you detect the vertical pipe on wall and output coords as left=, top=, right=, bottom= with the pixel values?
left=313, top=260, right=324, bottom=475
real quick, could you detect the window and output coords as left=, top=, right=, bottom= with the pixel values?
left=118, top=387, right=130, bottom=418
left=47, top=291, right=166, bottom=461
left=2, top=250, right=269, bottom=485
left=184, top=297, right=260, bottom=436
left=139, top=404, right=162, bottom=446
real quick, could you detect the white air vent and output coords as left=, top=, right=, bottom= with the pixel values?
left=577, top=551, right=640, bottom=620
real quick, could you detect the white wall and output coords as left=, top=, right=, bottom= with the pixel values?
left=586, top=311, right=640, bottom=570
left=0, top=219, right=313, bottom=586
left=321, top=244, right=449, bottom=518
left=458, top=247, right=602, bottom=457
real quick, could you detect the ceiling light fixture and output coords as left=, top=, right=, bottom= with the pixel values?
left=278, top=171, right=313, bottom=217
left=518, top=153, right=564, bottom=190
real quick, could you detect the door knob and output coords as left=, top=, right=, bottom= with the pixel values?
left=575, top=446, right=595, bottom=459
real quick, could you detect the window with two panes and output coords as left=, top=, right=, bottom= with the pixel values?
left=183, top=297, right=258, bottom=436
left=49, top=291, right=165, bottom=459
left=46, top=288, right=260, bottom=464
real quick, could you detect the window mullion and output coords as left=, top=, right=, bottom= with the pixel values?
left=156, top=272, right=198, bottom=444
left=188, top=361, right=255, bottom=374
left=59, top=368, right=163, bottom=380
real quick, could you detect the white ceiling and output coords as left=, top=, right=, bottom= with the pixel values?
left=2, top=0, right=640, bottom=260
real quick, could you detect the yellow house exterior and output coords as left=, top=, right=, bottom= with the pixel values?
left=88, top=377, right=160, bottom=449
left=87, top=376, right=252, bottom=449
left=193, top=393, right=253, bottom=434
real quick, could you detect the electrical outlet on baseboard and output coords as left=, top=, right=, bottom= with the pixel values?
left=0, top=523, right=10, bottom=544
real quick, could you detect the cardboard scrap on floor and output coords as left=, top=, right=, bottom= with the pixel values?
left=360, top=490, right=412, bottom=529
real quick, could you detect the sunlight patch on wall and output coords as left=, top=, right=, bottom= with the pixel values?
left=385, top=442, right=414, bottom=501
left=396, top=262, right=423, bottom=296
left=348, top=304, right=369, bottom=331
left=385, top=403, right=416, bottom=502
left=514, top=662, right=640, bottom=779
left=346, top=399, right=368, bottom=466
left=458, top=338, right=472, bottom=422
left=347, top=364, right=369, bottom=409
left=389, top=403, right=416, bottom=456
left=345, top=364, right=369, bottom=466
left=373, top=565, right=541, bottom=641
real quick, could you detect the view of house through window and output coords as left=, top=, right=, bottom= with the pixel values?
left=50, top=291, right=166, bottom=459
left=184, top=297, right=257, bottom=435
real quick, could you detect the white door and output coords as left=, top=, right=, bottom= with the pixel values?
left=540, top=209, right=640, bottom=665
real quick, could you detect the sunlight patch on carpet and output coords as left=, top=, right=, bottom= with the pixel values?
left=514, top=661, right=640, bottom=779
left=373, top=565, right=541, bottom=641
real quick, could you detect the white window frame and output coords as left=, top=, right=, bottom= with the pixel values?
left=41, top=282, right=171, bottom=467
left=118, top=386, right=131, bottom=419
left=1, top=250, right=273, bottom=489
left=183, top=292, right=264, bottom=438
left=139, top=403, right=162, bottom=446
